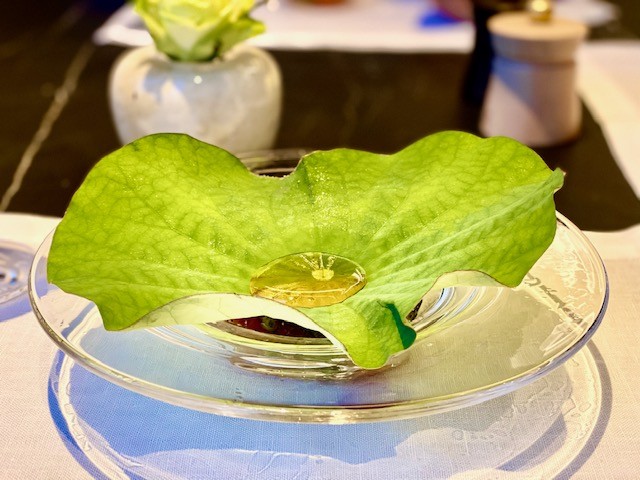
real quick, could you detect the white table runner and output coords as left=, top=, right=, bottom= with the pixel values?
left=578, top=41, right=640, bottom=199
left=92, top=0, right=617, bottom=53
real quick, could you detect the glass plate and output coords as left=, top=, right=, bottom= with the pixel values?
left=47, top=344, right=608, bottom=479
left=29, top=211, right=607, bottom=423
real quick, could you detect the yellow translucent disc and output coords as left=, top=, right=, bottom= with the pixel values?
left=249, top=252, right=367, bottom=308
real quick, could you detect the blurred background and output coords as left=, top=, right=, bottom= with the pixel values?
left=0, top=0, right=639, bottom=229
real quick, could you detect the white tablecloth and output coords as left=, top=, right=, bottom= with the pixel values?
left=578, top=41, right=640, bottom=198
left=92, top=0, right=617, bottom=53
left=1, top=211, right=639, bottom=479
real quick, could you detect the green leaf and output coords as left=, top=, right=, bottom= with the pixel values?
left=48, top=132, right=563, bottom=369
left=135, top=0, right=264, bottom=61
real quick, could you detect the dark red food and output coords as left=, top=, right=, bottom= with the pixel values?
left=228, top=316, right=326, bottom=338
left=228, top=302, right=421, bottom=339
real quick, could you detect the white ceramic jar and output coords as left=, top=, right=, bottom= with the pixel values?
left=479, top=13, right=587, bottom=147
left=109, top=44, right=282, bottom=153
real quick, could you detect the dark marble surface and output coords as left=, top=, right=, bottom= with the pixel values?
left=1, top=0, right=639, bottom=231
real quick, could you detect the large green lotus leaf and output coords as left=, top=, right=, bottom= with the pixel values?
left=48, top=132, right=563, bottom=368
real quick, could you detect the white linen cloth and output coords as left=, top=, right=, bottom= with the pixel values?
left=92, top=0, right=617, bottom=53
left=1, top=212, right=639, bottom=479
left=578, top=41, right=640, bottom=199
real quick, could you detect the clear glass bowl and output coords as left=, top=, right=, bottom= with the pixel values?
left=0, top=240, right=34, bottom=304
left=29, top=151, right=608, bottom=423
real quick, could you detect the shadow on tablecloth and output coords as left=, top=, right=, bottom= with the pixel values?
left=0, top=294, right=33, bottom=322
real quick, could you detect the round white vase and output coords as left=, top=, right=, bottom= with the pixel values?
left=109, top=44, right=282, bottom=153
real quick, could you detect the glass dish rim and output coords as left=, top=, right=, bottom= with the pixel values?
left=28, top=212, right=608, bottom=423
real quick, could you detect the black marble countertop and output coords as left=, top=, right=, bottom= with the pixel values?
left=1, top=0, right=639, bottom=231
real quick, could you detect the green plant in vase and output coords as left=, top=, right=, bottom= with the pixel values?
left=109, top=0, right=281, bottom=152
left=136, top=0, right=265, bottom=61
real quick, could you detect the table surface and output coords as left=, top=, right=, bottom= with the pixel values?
left=1, top=0, right=640, bottom=231
left=2, top=1, right=640, bottom=479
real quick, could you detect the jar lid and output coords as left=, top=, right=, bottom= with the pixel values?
left=489, top=12, right=588, bottom=63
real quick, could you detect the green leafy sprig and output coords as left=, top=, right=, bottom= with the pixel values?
left=135, top=0, right=265, bottom=61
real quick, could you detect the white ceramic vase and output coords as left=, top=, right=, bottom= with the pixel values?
left=109, top=44, right=282, bottom=153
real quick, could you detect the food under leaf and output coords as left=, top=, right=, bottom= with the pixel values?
left=48, top=131, right=563, bottom=369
